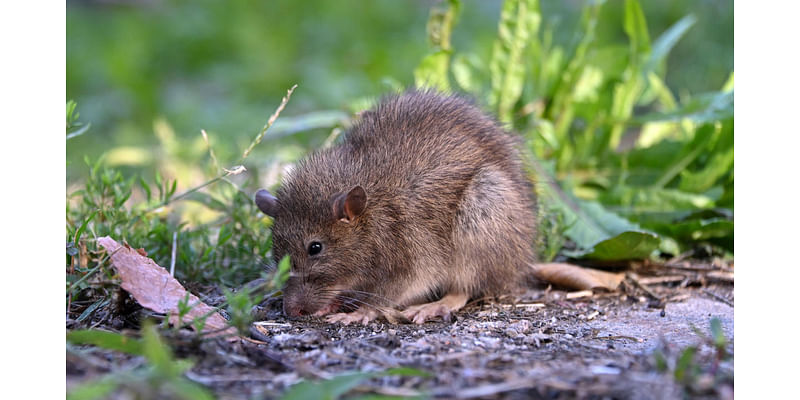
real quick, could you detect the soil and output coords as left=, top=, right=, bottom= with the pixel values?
left=66, top=264, right=734, bottom=400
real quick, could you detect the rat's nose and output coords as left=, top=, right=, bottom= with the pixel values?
left=283, top=302, right=309, bottom=318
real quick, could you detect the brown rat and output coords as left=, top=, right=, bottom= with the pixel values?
left=255, top=90, right=537, bottom=324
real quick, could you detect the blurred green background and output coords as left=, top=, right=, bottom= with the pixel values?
left=66, top=0, right=732, bottom=181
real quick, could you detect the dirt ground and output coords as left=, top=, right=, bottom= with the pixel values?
left=67, top=265, right=734, bottom=400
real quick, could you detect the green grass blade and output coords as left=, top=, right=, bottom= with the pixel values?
left=66, top=330, right=144, bottom=355
left=644, top=14, right=696, bottom=75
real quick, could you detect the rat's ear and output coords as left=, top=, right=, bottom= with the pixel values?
left=255, top=189, right=279, bottom=217
left=332, top=185, right=367, bottom=222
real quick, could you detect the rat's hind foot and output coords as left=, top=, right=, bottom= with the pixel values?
left=401, top=293, right=469, bottom=324
left=325, top=307, right=378, bottom=325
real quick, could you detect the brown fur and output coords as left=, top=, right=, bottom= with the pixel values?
left=258, top=90, right=537, bottom=322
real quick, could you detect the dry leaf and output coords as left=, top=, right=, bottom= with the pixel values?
left=531, top=263, right=624, bottom=291
left=97, top=236, right=238, bottom=340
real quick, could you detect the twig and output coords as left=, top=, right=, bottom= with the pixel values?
left=591, top=334, right=643, bottom=343
left=706, top=271, right=734, bottom=283
left=240, top=84, right=298, bottom=162
left=702, top=289, right=734, bottom=307
left=169, top=231, right=178, bottom=276
left=200, top=129, right=221, bottom=173
left=626, top=273, right=662, bottom=300
left=566, top=290, right=594, bottom=299
left=636, top=275, right=686, bottom=285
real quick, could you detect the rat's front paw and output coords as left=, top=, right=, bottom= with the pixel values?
left=325, top=308, right=378, bottom=325
left=401, top=293, right=469, bottom=324
left=401, top=303, right=452, bottom=324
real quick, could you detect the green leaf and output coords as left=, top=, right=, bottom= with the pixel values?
left=651, top=218, right=733, bottom=242
left=217, top=224, right=233, bottom=247
left=141, top=322, right=187, bottom=378
left=489, top=0, right=541, bottom=123
left=679, top=120, right=733, bottom=193
left=643, top=14, right=696, bottom=75
left=76, top=299, right=110, bottom=323
left=281, top=368, right=429, bottom=400
left=623, top=0, right=650, bottom=60
left=600, top=186, right=719, bottom=215
left=272, top=254, right=292, bottom=288
left=168, top=378, right=216, bottom=400
left=674, top=346, right=697, bottom=382
left=710, top=318, right=727, bottom=349
left=66, top=330, right=144, bottom=355
left=634, top=90, right=733, bottom=125
left=67, top=122, right=92, bottom=140
left=653, top=123, right=719, bottom=188
left=571, top=65, right=604, bottom=103
left=74, top=210, right=97, bottom=243
left=66, top=377, right=118, bottom=400
left=414, top=0, right=460, bottom=92
left=281, top=373, right=373, bottom=400
left=451, top=53, right=485, bottom=95
left=414, top=51, right=451, bottom=91
left=565, top=231, right=660, bottom=261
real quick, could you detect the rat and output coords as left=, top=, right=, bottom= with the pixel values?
left=255, top=90, right=537, bottom=325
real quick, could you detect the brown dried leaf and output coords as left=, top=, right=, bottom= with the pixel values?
left=531, top=263, right=624, bottom=291
left=97, top=236, right=238, bottom=340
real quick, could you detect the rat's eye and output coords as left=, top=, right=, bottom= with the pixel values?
left=307, top=241, right=323, bottom=256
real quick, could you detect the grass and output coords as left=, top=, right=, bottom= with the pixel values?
left=66, top=0, right=733, bottom=398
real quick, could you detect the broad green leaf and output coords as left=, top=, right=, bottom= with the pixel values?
left=652, top=218, right=733, bottom=242
left=67, top=330, right=144, bottom=355
left=489, top=0, right=541, bottom=123
left=565, top=231, right=660, bottom=261
left=540, top=182, right=647, bottom=249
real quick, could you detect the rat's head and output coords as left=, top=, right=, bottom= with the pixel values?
left=255, top=185, right=371, bottom=318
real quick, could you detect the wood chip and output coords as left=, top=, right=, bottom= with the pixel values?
left=566, top=290, right=594, bottom=299
left=636, top=275, right=686, bottom=285
left=531, top=263, right=624, bottom=291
